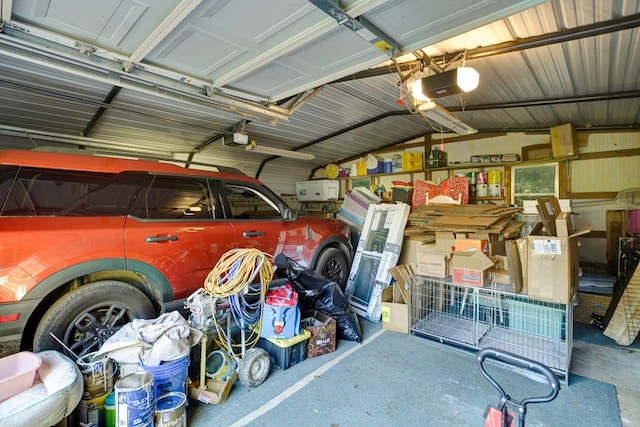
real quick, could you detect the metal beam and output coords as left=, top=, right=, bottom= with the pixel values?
left=333, top=13, right=640, bottom=82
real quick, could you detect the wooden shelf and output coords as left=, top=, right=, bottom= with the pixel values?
left=470, top=196, right=504, bottom=202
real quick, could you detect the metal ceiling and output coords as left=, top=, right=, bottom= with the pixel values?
left=0, top=0, right=639, bottom=183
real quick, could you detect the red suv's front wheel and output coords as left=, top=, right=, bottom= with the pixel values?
left=33, top=280, right=156, bottom=358
left=314, top=247, right=350, bottom=291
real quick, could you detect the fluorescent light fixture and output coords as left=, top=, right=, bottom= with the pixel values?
left=417, top=67, right=480, bottom=99
left=420, top=105, right=477, bottom=135
left=245, top=142, right=315, bottom=160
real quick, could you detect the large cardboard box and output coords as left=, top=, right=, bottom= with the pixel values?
left=302, top=310, right=336, bottom=358
left=451, top=250, right=494, bottom=287
left=550, top=123, right=578, bottom=159
left=527, top=227, right=591, bottom=303
left=416, top=251, right=450, bottom=278
left=435, top=231, right=456, bottom=254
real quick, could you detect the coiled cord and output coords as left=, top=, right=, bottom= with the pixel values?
left=203, top=248, right=274, bottom=353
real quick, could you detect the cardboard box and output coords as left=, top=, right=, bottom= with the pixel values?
left=455, top=238, right=489, bottom=256
left=451, top=250, right=494, bottom=287
left=555, top=212, right=574, bottom=237
left=381, top=285, right=409, bottom=334
left=527, top=227, right=591, bottom=304
left=189, top=371, right=238, bottom=405
left=435, top=232, right=456, bottom=254
left=550, top=123, right=578, bottom=158
left=416, top=251, right=450, bottom=278
left=302, top=310, right=336, bottom=358
left=574, top=292, right=613, bottom=323
left=381, top=264, right=414, bottom=334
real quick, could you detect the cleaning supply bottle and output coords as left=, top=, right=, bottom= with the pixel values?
left=104, top=391, right=116, bottom=427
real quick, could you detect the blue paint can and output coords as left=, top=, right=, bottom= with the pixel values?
left=154, top=392, right=187, bottom=427
left=115, top=372, right=154, bottom=427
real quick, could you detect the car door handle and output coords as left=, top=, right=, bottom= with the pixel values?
left=243, top=231, right=264, bottom=237
left=145, top=235, right=178, bottom=243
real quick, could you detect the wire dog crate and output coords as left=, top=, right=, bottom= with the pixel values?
left=410, top=276, right=572, bottom=383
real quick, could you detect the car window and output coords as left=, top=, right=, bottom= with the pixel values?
left=0, top=166, right=116, bottom=216
left=130, top=174, right=215, bottom=220
left=223, top=183, right=282, bottom=220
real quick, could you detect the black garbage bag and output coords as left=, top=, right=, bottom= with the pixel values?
left=274, top=254, right=362, bottom=343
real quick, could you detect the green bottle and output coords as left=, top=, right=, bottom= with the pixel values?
left=104, top=391, right=116, bottom=427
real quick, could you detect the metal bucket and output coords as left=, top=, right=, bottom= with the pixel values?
left=154, top=392, right=187, bottom=427
left=115, top=372, right=154, bottom=427
left=77, top=352, right=115, bottom=398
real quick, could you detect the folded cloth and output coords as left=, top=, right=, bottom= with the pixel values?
left=96, top=311, right=203, bottom=366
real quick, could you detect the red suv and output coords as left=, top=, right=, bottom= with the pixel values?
left=0, top=149, right=352, bottom=357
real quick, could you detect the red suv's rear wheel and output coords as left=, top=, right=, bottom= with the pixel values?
left=33, top=280, right=156, bottom=358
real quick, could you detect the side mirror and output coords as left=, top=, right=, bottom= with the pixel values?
left=283, top=207, right=298, bottom=221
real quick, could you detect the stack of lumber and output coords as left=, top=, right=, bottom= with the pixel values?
left=405, top=204, right=524, bottom=236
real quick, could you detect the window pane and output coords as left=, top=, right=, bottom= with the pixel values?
left=60, top=172, right=145, bottom=216
left=513, top=165, right=556, bottom=194
left=131, top=175, right=212, bottom=220
left=224, top=184, right=281, bottom=219
left=2, top=168, right=112, bottom=216
left=512, top=164, right=558, bottom=207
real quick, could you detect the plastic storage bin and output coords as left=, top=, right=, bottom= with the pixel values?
left=257, top=329, right=311, bottom=370
left=0, top=351, right=42, bottom=401
left=296, top=180, right=339, bottom=201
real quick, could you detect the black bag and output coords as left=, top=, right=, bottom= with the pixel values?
left=274, top=254, right=362, bottom=343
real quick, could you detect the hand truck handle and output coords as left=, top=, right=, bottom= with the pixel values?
left=477, top=348, right=560, bottom=406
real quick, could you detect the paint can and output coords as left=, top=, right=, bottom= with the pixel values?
left=476, top=172, right=488, bottom=184
left=476, top=184, right=488, bottom=198
left=77, top=352, right=115, bottom=398
left=154, top=392, right=187, bottom=427
left=487, top=170, right=501, bottom=184
left=77, top=391, right=109, bottom=427
left=205, top=350, right=237, bottom=381
left=115, top=372, right=154, bottom=427
left=488, top=184, right=502, bottom=197
left=140, top=355, right=190, bottom=400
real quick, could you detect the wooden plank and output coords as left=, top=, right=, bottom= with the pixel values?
left=606, top=210, right=629, bottom=276
left=604, top=265, right=640, bottom=346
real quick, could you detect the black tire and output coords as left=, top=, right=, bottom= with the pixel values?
left=33, top=280, right=156, bottom=358
left=314, top=247, right=349, bottom=291
left=238, top=347, right=270, bottom=387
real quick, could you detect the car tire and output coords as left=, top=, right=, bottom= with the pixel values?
left=33, top=280, right=156, bottom=358
left=314, top=247, right=349, bottom=291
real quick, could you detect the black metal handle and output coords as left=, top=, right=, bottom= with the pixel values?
left=243, top=231, right=264, bottom=237
left=145, top=235, right=178, bottom=243
left=477, top=347, right=560, bottom=407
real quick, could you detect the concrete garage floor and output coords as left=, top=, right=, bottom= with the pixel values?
left=187, top=319, right=636, bottom=427
left=571, top=339, right=640, bottom=426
